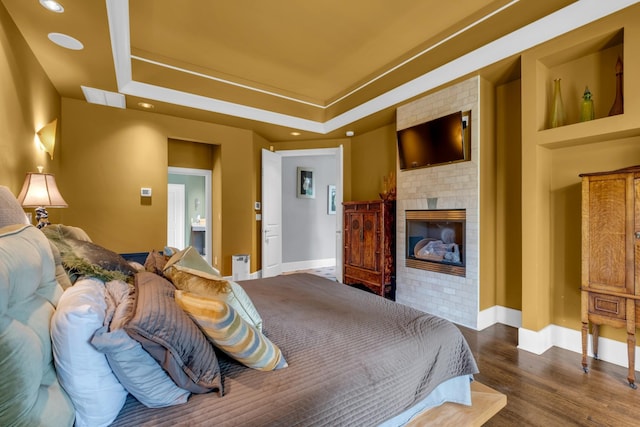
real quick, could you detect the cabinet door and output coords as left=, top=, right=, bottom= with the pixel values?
left=346, top=212, right=364, bottom=268
left=584, top=174, right=633, bottom=294
left=361, top=211, right=379, bottom=271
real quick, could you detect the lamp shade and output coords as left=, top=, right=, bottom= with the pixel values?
left=17, top=173, right=68, bottom=207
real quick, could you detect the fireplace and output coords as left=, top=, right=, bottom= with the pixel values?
left=406, top=209, right=466, bottom=277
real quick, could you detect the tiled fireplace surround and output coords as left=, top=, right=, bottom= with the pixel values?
left=395, top=77, right=480, bottom=328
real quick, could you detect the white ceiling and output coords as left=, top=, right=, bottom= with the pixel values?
left=2, top=0, right=637, bottom=141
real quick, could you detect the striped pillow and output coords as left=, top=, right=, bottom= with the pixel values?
left=175, top=290, right=287, bottom=371
left=163, top=246, right=263, bottom=331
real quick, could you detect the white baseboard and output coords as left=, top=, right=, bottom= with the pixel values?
left=477, top=305, right=522, bottom=330
left=227, top=258, right=335, bottom=281
left=518, top=324, right=640, bottom=371
left=478, top=306, right=639, bottom=371
left=282, top=258, right=336, bottom=273
left=224, top=271, right=261, bottom=281
left=517, top=324, right=555, bottom=355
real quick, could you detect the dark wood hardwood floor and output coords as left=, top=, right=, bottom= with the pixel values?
left=457, top=324, right=640, bottom=426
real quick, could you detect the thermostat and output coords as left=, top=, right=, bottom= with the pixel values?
left=140, top=187, right=152, bottom=197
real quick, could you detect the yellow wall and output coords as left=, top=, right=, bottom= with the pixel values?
left=168, top=138, right=215, bottom=170
left=58, top=98, right=257, bottom=276
left=479, top=77, right=498, bottom=311
left=350, top=124, right=397, bottom=201
left=495, top=79, right=523, bottom=310
left=0, top=1, right=61, bottom=199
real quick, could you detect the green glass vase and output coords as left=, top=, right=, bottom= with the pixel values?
left=550, top=78, right=565, bottom=128
left=580, top=86, right=595, bottom=122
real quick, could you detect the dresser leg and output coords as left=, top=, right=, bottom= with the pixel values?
left=627, top=332, right=636, bottom=389
left=581, top=322, right=589, bottom=373
left=592, top=324, right=599, bottom=360
left=625, top=299, right=636, bottom=389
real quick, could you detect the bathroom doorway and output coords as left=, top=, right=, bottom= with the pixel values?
left=168, top=167, right=212, bottom=264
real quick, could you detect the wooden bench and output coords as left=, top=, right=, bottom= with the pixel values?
left=407, top=381, right=506, bottom=426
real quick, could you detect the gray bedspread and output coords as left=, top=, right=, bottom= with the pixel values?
left=112, top=273, right=478, bottom=426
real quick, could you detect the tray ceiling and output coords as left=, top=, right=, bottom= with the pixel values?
left=2, top=0, right=633, bottom=140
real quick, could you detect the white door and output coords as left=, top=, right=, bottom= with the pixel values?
left=167, top=183, right=185, bottom=249
left=335, top=145, right=344, bottom=282
left=262, top=149, right=282, bottom=278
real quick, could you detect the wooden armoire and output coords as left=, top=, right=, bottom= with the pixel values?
left=580, top=165, right=640, bottom=388
left=342, top=200, right=395, bottom=298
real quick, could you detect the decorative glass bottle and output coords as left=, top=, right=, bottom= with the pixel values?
left=550, top=78, right=565, bottom=128
left=608, top=56, right=623, bottom=116
left=580, top=86, right=595, bottom=122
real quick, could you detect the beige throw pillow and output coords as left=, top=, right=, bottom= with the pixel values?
left=163, top=246, right=263, bottom=331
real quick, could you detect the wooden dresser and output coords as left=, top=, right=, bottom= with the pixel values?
left=580, top=165, right=640, bottom=388
left=343, top=200, right=395, bottom=298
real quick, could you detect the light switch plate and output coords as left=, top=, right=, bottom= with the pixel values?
left=140, top=187, right=152, bottom=197
left=254, top=201, right=261, bottom=210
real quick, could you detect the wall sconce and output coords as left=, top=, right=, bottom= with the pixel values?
left=36, top=119, right=58, bottom=159
left=17, top=166, right=68, bottom=228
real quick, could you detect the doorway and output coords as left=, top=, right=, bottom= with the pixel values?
left=262, top=147, right=343, bottom=280
left=168, top=167, right=212, bottom=265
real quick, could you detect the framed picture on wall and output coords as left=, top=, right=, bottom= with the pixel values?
left=328, top=185, right=336, bottom=214
left=297, top=167, right=315, bottom=199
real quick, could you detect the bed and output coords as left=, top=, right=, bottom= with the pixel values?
left=0, top=185, right=479, bottom=426
left=112, top=272, right=477, bottom=426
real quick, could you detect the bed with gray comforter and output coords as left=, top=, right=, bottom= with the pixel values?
left=111, top=273, right=478, bottom=426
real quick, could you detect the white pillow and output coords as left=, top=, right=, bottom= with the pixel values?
left=227, top=280, right=263, bottom=331
left=50, top=278, right=128, bottom=427
left=91, top=326, right=190, bottom=408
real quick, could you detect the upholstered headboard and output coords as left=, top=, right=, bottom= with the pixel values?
left=0, top=186, right=75, bottom=426
left=0, top=185, right=28, bottom=227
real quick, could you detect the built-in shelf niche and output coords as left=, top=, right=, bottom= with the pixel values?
left=537, top=28, right=623, bottom=132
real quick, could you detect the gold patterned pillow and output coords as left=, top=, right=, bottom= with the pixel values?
left=163, top=246, right=263, bottom=331
left=175, top=290, right=287, bottom=371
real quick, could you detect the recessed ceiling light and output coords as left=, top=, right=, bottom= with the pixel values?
left=137, top=102, right=154, bottom=109
left=345, top=131, right=354, bottom=137
left=48, top=32, right=83, bottom=50
left=290, top=132, right=301, bottom=136
left=39, top=0, right=64, bottom=13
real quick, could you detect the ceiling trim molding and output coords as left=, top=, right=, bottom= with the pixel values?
left=131, top=54, right=328, bottom=109
left=279, top=148, right=341, bottom=158
left=106, top=0, right=639, bottom=135
left=120, top=80, right=327, bottom=133
left=106, top=0, right=132, bottom=91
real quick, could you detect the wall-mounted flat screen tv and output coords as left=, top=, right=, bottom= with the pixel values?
left=397, top=110, right=471, bottom=171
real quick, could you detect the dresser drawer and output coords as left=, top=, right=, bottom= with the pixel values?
left=344, top=266, right=381, bottom=285
left=589, top=293, right=626, bottom=320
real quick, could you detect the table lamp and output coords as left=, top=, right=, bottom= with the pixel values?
left=17, top=167, right=68, bottom=228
